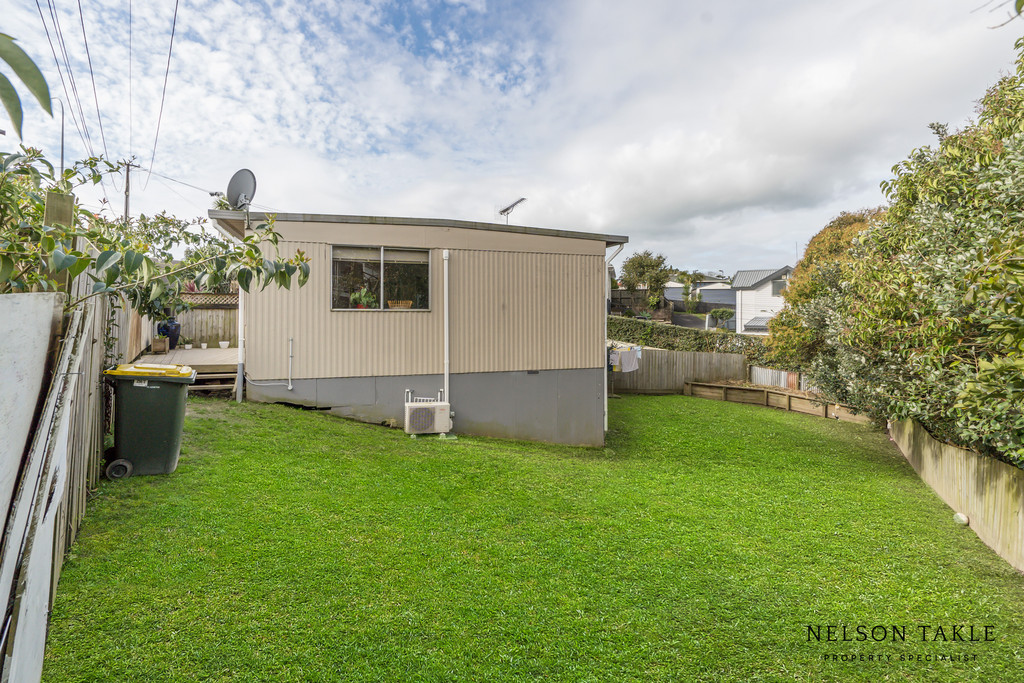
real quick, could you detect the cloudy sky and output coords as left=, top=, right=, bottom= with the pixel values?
left=6, top=0, right=1022, bottom=274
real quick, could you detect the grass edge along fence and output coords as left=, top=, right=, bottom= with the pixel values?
left=890, top=419, right=1024, bottom=574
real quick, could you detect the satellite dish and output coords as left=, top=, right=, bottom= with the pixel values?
left=226, top=169, right=256, bottom=210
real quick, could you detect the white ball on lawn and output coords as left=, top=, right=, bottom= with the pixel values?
left=953, top=512, right=970, bottom=526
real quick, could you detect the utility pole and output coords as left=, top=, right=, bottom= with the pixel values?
left=123, top=159, right=138, bottom=226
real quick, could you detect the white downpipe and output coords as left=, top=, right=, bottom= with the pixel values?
left=235, top=285, right=245, bottom=402
left=604, top=244, right=624, bottom=432
left=443, top=249, right=450, bottom=405
left=236, top=210, right=250, bottom=402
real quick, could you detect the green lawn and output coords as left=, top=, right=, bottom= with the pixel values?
left=43, top=395, right=1024, bottom=682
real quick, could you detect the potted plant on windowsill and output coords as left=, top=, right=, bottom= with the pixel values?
left=350, top=287, right=377, bottom=309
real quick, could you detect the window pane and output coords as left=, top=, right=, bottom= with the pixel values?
left=332, top=249, right=381, bottom=309
left=384, top=249, right=429, bottom=309
left=771, top=279, right=787, bottom=296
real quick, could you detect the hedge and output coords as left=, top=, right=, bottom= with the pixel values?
left=607, top=316, right=772, bottom=366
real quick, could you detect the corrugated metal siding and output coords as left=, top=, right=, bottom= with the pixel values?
left=246, top=243, right=605, bottom=380
left=450, top=250, right=604, bottom=373
left=750, top=365, right=789, bottom=389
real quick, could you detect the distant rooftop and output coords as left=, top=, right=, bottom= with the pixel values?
left=732, top=266, right=792, bottom=289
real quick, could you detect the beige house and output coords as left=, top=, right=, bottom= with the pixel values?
left=210, top=211, right=628, bottom=446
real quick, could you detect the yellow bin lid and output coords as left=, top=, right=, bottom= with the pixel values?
left=105, top=363, right=195, bottom=378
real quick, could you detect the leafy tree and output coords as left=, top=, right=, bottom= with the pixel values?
left=766, top=209, right=881, bottom=369
left=794, top=38, right=1024, bottom=466
left=0, top=33, right=51, bottom=139
left=709, top=308, right=734, bottom=328
left=620, top=250, right=671, bottom=308
left=0, top=147, right=309, bottom=314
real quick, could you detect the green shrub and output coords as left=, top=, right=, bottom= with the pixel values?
left=621, top=309, right=636, bottom=318
left=608, top=315, right=772, bottom=365
left=709, top=308, right=734, bottom=324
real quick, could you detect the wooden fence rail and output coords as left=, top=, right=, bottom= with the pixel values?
left=610, top=348, right=747, bottom=394
left=683, top=381, right=871, bottom=424
left=0, top=286, right=149, bottom=681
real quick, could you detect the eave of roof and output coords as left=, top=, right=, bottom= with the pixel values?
left=208, top=210, right=629, bottom=247
left=731, top=266, right=793, bottom=290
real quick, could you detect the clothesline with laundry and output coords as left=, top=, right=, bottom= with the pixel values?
left=607, top=342, right=642, bottom=373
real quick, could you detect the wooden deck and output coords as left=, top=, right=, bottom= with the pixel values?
left=137, top=346, right=238, bottom=373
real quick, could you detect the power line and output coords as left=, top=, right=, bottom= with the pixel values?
left=76, top=0, right=110, bottom=162
left=47, top=0, right=94, bottom=157
left=34, top=0, right=90, bottom=154
left=151, top=174, right=196, bottom=206
left=147, top=169, right=220, bottom=195
left=145, top=0, right=180, bottom=188
left=146, top=170, right=280, bottom=212
left=34, top=0, right=114, bottom=209
left=128, top=0, right=133, bottom=156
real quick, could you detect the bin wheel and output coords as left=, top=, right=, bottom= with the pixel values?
left=106, top=459, right=134, bottom=480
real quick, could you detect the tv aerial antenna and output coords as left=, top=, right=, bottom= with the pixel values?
left=498, top=197, right=526, bottom=224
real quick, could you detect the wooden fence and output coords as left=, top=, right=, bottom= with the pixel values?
left=889, top=420, right=1024, bottom=573
left=683, top=381, right=871, bottom=424
left=610, top=348, right=747, bottom=394
left=0, top=288, right=148, bottom=681
left=177, top=306, right=237, bottom=347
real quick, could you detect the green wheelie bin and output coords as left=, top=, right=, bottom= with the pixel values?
left=104, top=363, right=197, bottom=478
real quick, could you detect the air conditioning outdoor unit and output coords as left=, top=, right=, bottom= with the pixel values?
left=404, top=401, right=452, bottom=435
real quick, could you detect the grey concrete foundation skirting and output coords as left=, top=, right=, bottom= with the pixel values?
left=245, top=368, right=605, bottom=446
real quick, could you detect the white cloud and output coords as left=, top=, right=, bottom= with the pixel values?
left=4, top=0, right=1022, bottom=273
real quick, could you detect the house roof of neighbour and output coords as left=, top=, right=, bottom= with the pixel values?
left=731, top=266, right=792, bottom=290
left=745, top=315, right=774, bottom=330
left=209, top=210, right=629, bottom=247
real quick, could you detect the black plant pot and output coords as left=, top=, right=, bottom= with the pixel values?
left=157, top=319, right=182, bottom=350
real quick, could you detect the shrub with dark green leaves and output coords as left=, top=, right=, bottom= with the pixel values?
left=708, top=308, right=734, bottom=325
left=608, top=315, right=771, bottom=365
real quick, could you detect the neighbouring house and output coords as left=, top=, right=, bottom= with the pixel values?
left=731, top=266, right=793, bottom=335
left=662, top=280, right=687, bottom=302
left=210, top=211, right=628, bottom=446
left=692, top=274, right=735, bottom=307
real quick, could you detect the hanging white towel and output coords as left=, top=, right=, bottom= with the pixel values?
left=620, top=348, right=639, bottom=372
